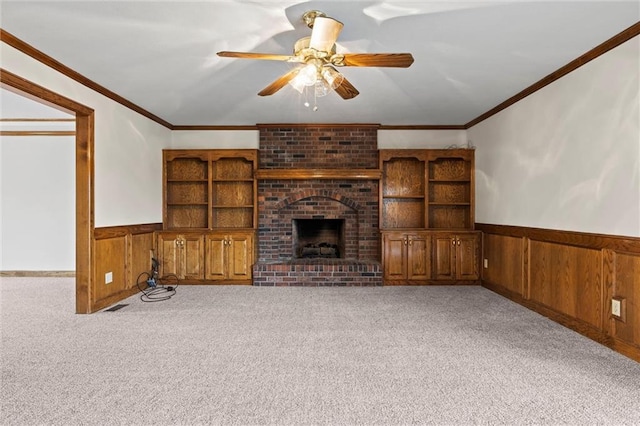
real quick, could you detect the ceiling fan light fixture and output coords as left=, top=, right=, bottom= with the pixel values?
left=288, top=63, right=319, bottom=93
left=219, top=10, right=412, bottom=102
left=289, top=76, right=306, bottom=94
left=314, top=79, right=331, bottom=97
left=321, top=66, right=344, bottom=89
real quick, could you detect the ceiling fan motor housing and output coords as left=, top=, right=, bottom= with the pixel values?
left=302, top=10, right=327, bottom=28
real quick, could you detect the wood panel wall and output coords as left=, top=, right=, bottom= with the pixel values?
left=92, top=223, right=161, bottom=311
left=478, top=223, right=640, bottom=362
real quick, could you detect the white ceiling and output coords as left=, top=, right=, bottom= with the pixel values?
left=1, top=1, right=638, bottom=126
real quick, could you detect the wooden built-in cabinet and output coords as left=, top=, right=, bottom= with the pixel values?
left=205, top=232, right=254, bottom=283
left=432, top=232, right=481, bottom=281
left=157, top=233, right=205, bottom=280
left=380, top=149, right=479, bottom=284
left=158, top=149, right=257, bottom=284
left=382, top=231, right=430, bottom=283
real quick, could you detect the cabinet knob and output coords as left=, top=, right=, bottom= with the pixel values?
left=404, top=238, right=408, bottom=245
left=452, top=239, right=456, bottom=246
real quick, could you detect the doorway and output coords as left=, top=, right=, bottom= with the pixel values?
left=1, top=69, right=95, bottom=313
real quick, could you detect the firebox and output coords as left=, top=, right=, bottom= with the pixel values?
left=293, top=219, right=345, bottom=259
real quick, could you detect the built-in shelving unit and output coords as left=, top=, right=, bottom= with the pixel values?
left=380, top=149, right=479, bottom=285
left=160, top=149, right=257, bottom=284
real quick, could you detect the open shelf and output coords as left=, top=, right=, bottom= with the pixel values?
left=428, top=205, right=472, bottom=229
left=166, top=205, right=208, bottom=229
left=212, top=207, right=254, bottom=228
left=163, top=150, right=257, bottom=230
left=380, top=149, right=474, bottom=231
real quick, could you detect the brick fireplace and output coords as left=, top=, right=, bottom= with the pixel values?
left=253, top=124, right=383, bottom=286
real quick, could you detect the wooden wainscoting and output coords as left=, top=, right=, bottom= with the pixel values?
left=477, top=223, right=640, bottom=363
left=92, top=223, right=161, bottom=311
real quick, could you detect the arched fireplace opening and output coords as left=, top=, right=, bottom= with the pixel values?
left=293, top=218, right=345, bottom=259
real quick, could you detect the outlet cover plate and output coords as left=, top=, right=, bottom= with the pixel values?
left=611, top=297, right=626, bottom=322
left=105, top=271, right=113, bottom=284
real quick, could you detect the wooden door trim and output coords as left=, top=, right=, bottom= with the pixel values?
left=1, top=68, right=95, bottom=313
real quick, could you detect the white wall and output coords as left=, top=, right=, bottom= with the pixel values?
left=0, top=43, right=172, bottom=228
left=469, top=36, right=640, bottom=237
left=171, top=130, right=259, bottom=149
left=1, top=136, right=75, bottom=270
left=377, top=129, right=468, bottom=149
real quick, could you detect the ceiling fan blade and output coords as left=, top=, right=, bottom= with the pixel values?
left=334, top=76, right=359, bottom=100
left=340, top=53, right=414, bottom=68
left=309, top=16, right=343, bottom=52
left=217, top=51, right=295, bottom=62
left=258, top=68, right=301, bottom=96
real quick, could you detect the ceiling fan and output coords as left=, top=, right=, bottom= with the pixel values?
left=217, top=10, right=414, bottom=101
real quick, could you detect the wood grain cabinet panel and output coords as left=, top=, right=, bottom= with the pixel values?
left=407, top=233, right=431, bottom=280
left=382, top=233, right=407, bottom=280
left=382, top=231, right=430, bottom=283
left=432, top=232, right=480, bottom=281
left=157, top=232, right=204, bottom=280
left=205, top=232, right=254, bottom=283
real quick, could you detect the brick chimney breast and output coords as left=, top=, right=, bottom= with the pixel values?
left=254, top=124, right=382, bottom=286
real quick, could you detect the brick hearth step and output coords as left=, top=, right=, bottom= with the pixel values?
left=253, top=259, right=382, bottom=287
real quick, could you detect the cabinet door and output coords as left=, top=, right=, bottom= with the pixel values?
left=157, top=233, right=181, bottom=278
left=407, top=234, right=430, bottom=280
left=205, top=234, right=228, bottom=280
left=228, top=233, right=254, bottom=280
left=433, top=235, right=455, bottom=280
left=456, top=233, right=480, bottom=280
left=182, top=234, right=205, bottom=280
left=382, top=233, right=407, bottom=280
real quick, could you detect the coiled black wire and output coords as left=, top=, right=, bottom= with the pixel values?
left=136, top=271, right=179, bottom=302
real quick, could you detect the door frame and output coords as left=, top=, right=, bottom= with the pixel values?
left=1, top=68, right=95, bottom=313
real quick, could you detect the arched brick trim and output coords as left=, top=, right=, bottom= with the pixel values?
left=276, top=190, right=363, bottom=212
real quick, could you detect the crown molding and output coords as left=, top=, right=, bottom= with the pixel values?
left=172, top=125, right=258, bottom=131
left=465, top=21, right=640, bottom=129
left=0, top=28, right=173, bottom=129
left=379, top=125, right=466, bottom=130
left=256, top=123, right=380, bottom=129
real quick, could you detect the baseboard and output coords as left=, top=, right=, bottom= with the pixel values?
left=92, top=286, right=141, bottom=313
left=0, top=271, right=75, bottom=277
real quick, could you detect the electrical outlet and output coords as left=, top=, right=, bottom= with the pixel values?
left=611, top=297, right=626, bottom=322
left=612, top=299, right=621, bottom=317
left=483, top=258, right=489, bottom=268
left=105, top=271, right=113, bottom=284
